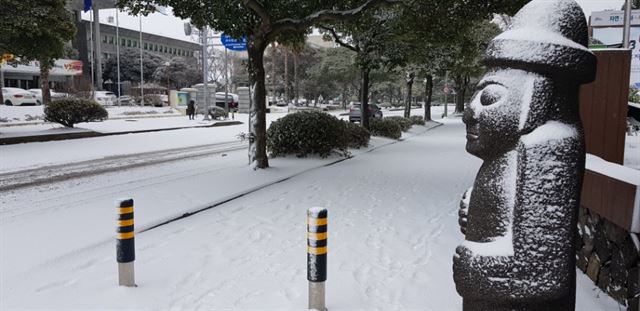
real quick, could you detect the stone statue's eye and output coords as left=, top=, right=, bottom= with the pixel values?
left=480, top=84, right=505, bottom=106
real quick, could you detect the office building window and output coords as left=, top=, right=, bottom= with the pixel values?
left=164, top=46, right=168, bottom=53
left=102, top=35, right=107, bottom=43
left=121, top=38, right=125, bottom=46
left=133, top=41, right=137, bottom=48
left=154, top=44, right=158, bottom=51
left=127, top=39, right=131, bottom=47
left=109, top=36, right=114, bottom=44
left=144, top=43, right=148, bottom=50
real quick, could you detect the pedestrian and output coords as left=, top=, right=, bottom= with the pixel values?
left=187, top=100, right=195, bottom=120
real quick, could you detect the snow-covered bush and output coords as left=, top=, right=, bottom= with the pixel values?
left=208, top=106, right=228, bottom=120
left=384, top=116, right=413, bottom=132
left=44, top=99, right=108, bottom=127
left=629, top=87, right=640, bottom=103
left=410, top=115, right=425, bottom=126
left=369, top=118, right=403, bottom=140
left=267, top=110, right=349, bottom=158
left=344, top=120, right=370, bottom=149
left=142, top=94, right=163, bottom=107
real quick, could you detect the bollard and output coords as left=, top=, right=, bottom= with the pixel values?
left=307, top=207, right=328, bottom=311
left=116, top=198, right=136, bottom=287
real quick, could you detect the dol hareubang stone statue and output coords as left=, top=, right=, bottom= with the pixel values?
left=452, top=0, right=597, bottom=310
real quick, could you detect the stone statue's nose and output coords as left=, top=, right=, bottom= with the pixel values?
left=462, top=106, right=476, bottom=127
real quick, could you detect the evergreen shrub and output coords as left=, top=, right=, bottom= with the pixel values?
left=44, top=98, right=108, bottom=127
left=369, top=118, right=403, bottom=140
left=209, top=106, right=228, bottom=119
left=384, top=116, right=413, bottom=132
left=410, top=115, right=426, bottom=126
left=267, top=110, right=370, bottom=158
left=343, top=120, right=370, bottom=149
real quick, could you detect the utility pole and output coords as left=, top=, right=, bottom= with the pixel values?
left=93, top=6, right=103, bottom=90
left=224, top=47, right=229, bottom=113
left=139, top=15, right=144, bottom=103
left=623, top=0, right=632, bottom=49
left=116, top=9, right=121, bottom=104
left=202, top=26, right=210, bottom=121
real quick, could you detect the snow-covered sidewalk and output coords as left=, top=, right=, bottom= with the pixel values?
left=0, top=116, right=619, bottom=310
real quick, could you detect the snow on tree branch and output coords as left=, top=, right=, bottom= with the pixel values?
left=270, top=0, right=403, bottom=37
left=318, top=25, right=359, bottom=52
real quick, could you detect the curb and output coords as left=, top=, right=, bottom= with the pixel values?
left=0, top=120, right=244, bottom=145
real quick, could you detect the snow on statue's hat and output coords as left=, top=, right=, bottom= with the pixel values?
left=484, top=0, right=597, bottom=83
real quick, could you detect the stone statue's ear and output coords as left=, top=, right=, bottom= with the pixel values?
left=519, top=78, right=554, bottom=135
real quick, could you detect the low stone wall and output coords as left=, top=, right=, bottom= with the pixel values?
left=577, top=206, right=640, bottom=309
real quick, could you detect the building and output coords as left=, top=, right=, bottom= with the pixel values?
left=75, top=20, right=201, bottom=88
left=2, top=1, right=200, bottom=92
left=589, top=10, right=640, bottom=87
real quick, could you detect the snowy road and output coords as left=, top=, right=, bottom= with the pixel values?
left=0, top=117, right=619, bottom=310
left=0, top=140, right=248, bottom=191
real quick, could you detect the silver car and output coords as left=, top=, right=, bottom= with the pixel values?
left=348, top=103, right=382, bottom=122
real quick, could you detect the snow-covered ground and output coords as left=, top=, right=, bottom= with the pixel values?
left=0, top=105, right=181, bottom=124
left=0, top=107, right=619, bottom=310
left=625, top=133, right=640, bottom=170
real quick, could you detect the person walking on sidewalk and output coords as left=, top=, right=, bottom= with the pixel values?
left=187, top=100, right=195, bottom=120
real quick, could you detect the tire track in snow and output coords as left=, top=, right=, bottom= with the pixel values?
left=0, top=140, right=247, bottom=191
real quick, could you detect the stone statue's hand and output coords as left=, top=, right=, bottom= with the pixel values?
left=458, top=187, right=472, bottom=235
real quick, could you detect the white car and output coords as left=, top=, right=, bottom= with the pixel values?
left=27, top=89, right=67, bottom=104
left=2, top=87, right=38, bottom=106
left=93, top=91, right=117, bottom=106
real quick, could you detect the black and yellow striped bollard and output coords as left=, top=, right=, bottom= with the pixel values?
left=117, top=198, right=136, bottom=287
left=307, top=207, right=328, bottom=311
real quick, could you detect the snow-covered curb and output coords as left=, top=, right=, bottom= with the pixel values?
left=586, top=154, right=640, bottom=233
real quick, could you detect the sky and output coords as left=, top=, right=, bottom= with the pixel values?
left=81, top=0, right=626, bottom=43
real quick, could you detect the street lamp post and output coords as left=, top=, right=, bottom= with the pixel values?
left=202, top=26, right=211, bottom=121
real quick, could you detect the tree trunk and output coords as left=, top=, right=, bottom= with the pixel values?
left=248, top=43, right=269, bottom=169
left=361, top=68, right=371, bottom=130
left=341, top=87, right=347, bottom=109
left=454, top=74, right=465, bottom=114
left=424, top=74, right=433, bottom=121
left=271, top=43, right=276, bottom=106
left=0, top=65, right=4, bottom=105
left=284, top=48, right=289, bottom=104
left=294, top=52, right=300, bottom=106
left=404, top=71, right=414, bottom=118
left=40, top=64, right=52, bottom=105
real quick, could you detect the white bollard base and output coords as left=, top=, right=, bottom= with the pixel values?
left=118, top=262, right=136, bottom=287
left=308, top=281, right=326, bottom=311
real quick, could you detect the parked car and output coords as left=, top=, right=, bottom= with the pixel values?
left=2, top=87, right=38, bottom=106
left=27, top=89, right=68, bottom=104
left=215, top=92, right=239, bottom=110
left=93, top=91, right=117, bottom=106
left=349, top=103, right=383, bottom=122
left=117, top=95, right=133, bottom=105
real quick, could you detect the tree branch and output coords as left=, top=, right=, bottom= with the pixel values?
left=318, top=25, right=359, bottom=52
left=270, top=0, right=403, bottom=37
left=243, top=0, right=272, bottom=28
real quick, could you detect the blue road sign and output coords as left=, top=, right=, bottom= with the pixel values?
left=221, top=34, right=248, bottom=51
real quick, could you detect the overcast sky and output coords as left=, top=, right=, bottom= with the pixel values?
left=82, top=0, right=627, bottom=43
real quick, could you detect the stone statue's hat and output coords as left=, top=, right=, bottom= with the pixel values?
left=484, top=0, right=597, bottom=83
